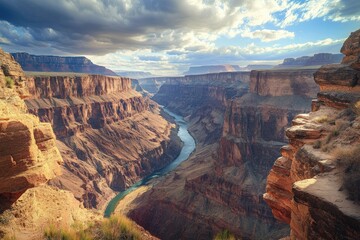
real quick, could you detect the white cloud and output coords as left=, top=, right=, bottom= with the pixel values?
left=278, top=0, right=360, bottom=27
left=88, top=37, right=344, bottom=75
left=241, top=29, right=295, bottom=42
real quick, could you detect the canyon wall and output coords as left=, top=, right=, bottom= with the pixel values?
left=126, top=69, right=319, bottom=239
left=0, top=48, right=99, bottom=240
left=24, top=74, right=182, bottom=209
left=12, top=52, right=117, bottom=76
left=0, top=48, right=62, bottom=207
left=139, top=71, right=250, bottom=96
left=276, top=53, right=343, bottom=69
left=264, top=29, right=360, bottom=239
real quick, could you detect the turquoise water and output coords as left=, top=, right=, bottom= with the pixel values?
left=104, top=108, right=196, bottom=217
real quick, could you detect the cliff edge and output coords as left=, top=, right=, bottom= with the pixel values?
left=0, top=48, right=62, bottom=207
left=264, top=29, right=360, bottom=239
left=0, top=48, right=101, bottom=240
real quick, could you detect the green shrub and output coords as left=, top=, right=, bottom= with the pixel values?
left=44, top=215, right=142, bottom=240
left=5, top=77, right=14, bottom=89
left=96, top=215, right=141, bottom=240
left=313, top=115, right=329, bottom=123
left=44, top=223, right=91, bottom=240
left=335, top=146, right=360, bottom=203
left=214, top=229, right=236, bottom=240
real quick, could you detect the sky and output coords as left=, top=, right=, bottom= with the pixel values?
left=0, top=0, right=359, bottom=75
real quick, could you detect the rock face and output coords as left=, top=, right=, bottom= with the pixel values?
left=264, top=29, right=360, bottom=239
left=0, top=49, right=95, bottom=240
left=25, top=73, right=182, bottom=209
left=0, top=48, right=62, bottom=206
left=184, top=64, right=241, bottom=75
left=11, top=52, right=117, bottom=76
left=276, top=53, right=343, bottom=69
left=250, top=69, right=319, bottom=97
left=125, top=70, right=318, bottom=239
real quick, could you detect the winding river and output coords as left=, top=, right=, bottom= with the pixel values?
left=104, top=108, right=196, bottom=217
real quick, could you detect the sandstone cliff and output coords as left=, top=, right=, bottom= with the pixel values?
left=0, top=48, right=62, bottom=208
left=0, top=48, right=102, bottom=240
left=264, top=29, right=360, bottom=239
left=276, top=53, right=343, bottom=69
left=12, top=52, right=117, bottom=76
left=120, top=69, right=318, bottom=239
left=25, top=73, right=182, bottom=209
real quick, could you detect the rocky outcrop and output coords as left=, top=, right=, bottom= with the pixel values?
left=0, top=48, right=62, bottom=207
left=0, top=49, right=92, bottom=240
left=124, top=69, right=319, bottom=239
left=11, top=52, right=117, bottom=76
left=250, top=69, right=319, bottom=97
left=25, top=75, right=143, bottom=138
left=25, top=73, right=182, bottom=209
left=276, top=53, right=343, bottom=69
left=264, top=29, right=360, bottom=239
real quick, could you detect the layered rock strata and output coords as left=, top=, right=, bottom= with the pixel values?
left=125, top=69, right=318, bottom=239
left=276, top=53, right=343, bottom=69
left=0, top=48, right=101, bottom=240
left=140, top=71, right=250, bottom=96
left=264, top=29, right=360, bottom=239
left=0, top=48, right=62, bottom=206
left=25, top=74, right=181, bottom=209
left=12, top=52, right=117, bottom=76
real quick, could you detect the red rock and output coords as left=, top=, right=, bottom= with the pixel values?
left=264, top=29, right=360, bottom=239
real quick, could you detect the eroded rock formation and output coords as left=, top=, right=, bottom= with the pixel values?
left=0, top=48, right=101, bottom=240
left=25, top=73, right=182, bottom=209
left=276, top=53, right=343, bottom=69
left=264, top=29, right=360, bottom=239
left=125, top=69, right=319, bottom=239
left=12, top=52, right=117, bottom=76
left=0, top=48, right=62, bottom=206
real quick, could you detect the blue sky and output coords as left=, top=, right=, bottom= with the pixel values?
left=0, top=0, right=359, bottom=75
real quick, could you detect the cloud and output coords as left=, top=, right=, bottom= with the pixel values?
left=0, top=0, right=357, bottom=75
left=87, top=37, right=344, bottom=75
left=241, top=29, right=295, bottom=42
left=278, top=0, right=360, bottom=27
left=0, top=0, right=284, bottom=55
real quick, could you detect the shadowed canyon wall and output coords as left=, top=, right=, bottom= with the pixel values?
left=12, top=53, right=117, bottom=76
left=126, top=70, right=319, bottom=239
left=264, top=29, right=360, bottom=239
left=24, top=74, right=182, bottom=209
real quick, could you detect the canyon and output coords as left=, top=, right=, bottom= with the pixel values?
left=118, top=69, right=320, bottom=239
left=23, top=73, right=182, bottom=209
left=264, top=29, right=360, bottom=239
left=2, top=27, right=359, bottom=240
left=0, top=48, right=177, bottom=239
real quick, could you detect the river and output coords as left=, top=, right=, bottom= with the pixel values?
left=104, top=108, right=196, bottom=217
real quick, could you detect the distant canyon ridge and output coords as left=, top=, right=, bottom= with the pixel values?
left=11, top=52, right=343, bottom=78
